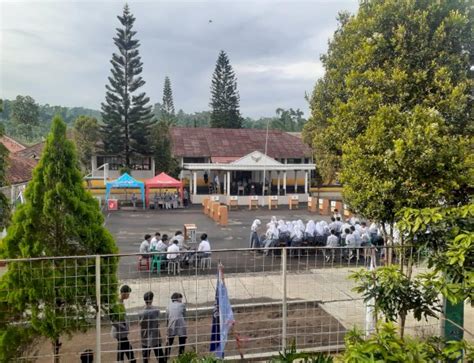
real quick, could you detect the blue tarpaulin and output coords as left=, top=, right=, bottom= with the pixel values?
left=105, top=173, right=145, bottom=209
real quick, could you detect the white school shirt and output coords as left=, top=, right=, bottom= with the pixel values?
left=167, top=243, right=180, bottom=260
left=150, top=237, right=159, bottom=251
left=198, top=240, right=211, bottom=253
left=327, top=235, right=339, bottom=248
left=139, top=240, right=150, bottom=254
left=156, top=240, right=168, bottom=253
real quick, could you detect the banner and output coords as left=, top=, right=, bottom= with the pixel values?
left=210, top=264, right=234, bottom=358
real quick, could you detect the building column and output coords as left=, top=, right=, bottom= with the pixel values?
left=277, top=171, right=281, bottom=195
left=294, top=171, right=298, bottom=193
left=304, top=171, right=308, bottom=194
left=223, top=173, right=227, bottom=195
left=227, top=171, right=231, bottom=196
left=267, top=171, right=271, bottom=195
left=193, top=171, right=197, bottom=196
left=283, top=171, right=287, bottom=195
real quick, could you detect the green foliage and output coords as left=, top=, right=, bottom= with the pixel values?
left=73, top=116, right=100, bottom=172
left=341, top=322, right=473, bottom=362
left=0, top=324, right=37, bottom=363
left=303, top=0, right=473, bottom=183
left=271, top=341, right=334, bottom=362
left=0, top=97, right=100, bottom=145
left=210, top=51, right=242, bottom=129
left=152, top=121, right=181, bottom=177
left=11, top=95, right=39, bottom=141
left=101, top=4, right=154, bottom=166
left=397, top=205, right=474, bottom=304
left=0, top=116, right=119, bottom=360
left=161, top=76, right=176, bottom=126
left=340, top=105, right=469, bottom=225
left=350, top=266, right=440, bottom=328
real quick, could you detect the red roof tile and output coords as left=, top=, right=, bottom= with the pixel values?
left=15, top=142, right=44, bottom=160
left=7, top=154, right=37, bottom=184
left=170, top=127, right=311, bottom=159
left=0, top=136, right=26, bottom=153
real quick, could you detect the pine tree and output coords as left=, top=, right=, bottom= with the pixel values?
left=0, top=99, right=9, bottom=228
left=0, top=116, right=119, bottom=361
left=210, top=51, right=242, bottom=128
left=161, top=76, right=176, bottom=125
left=101, top=4, right=154, bottom=167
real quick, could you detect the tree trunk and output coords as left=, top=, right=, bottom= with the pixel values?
left=399, top=312, right=407, bottom=340
left=52, top=338, right=61, bottom=363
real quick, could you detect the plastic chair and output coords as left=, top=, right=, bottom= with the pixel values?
left=138, top=256, right=149, bottom=271
left=167, top=260, right=180, bottom=275
left=200, top=256, right=212, bottom=269
left=150, top=253, right=162, bottom=275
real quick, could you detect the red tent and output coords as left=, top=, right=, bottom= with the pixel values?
left=145, top=172, right=184, bottom=207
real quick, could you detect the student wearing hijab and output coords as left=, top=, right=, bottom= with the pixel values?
left=305, top=220, right=316, bottom=245
left=277, top=220, right=290, bottom=245
left=249, top=219, right=261, bottom=248
left=263, top=222, right=279, bottom=254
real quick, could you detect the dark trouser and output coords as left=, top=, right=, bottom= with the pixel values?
left=117, top=338, right=136, bottom=362
left=250, top=231, right=260, bottom=248
left=142, top=345, right=165, bottom=363
left=167, top=336, right=187, bottom=356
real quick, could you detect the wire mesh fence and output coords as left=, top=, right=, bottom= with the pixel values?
left=0, top=246, right=441, bottom=362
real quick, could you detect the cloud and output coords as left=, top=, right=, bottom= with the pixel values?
left=0, top=0, right=359, bottom=117
left=235, top=61, right=325, bottom=81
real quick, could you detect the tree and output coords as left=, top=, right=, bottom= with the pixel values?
left=273, top=108, right=306, bottom=131
left=151, top=121, right=180, bottom=177
left=341, top=105, right=469, bottom=245
left=160, top=76, right=176, bottom=125
left=303, top=1, right=473, bottom=183
left=0, top=116, right=119, bottom=362
left=0, top=99, right=9, bottom=229
left=11, top=95, right=39, bottom=141
left=101, top=4, right=154, bottom=167
left=73, top=116, right=101, bottom=172
left=210, top=51, right=242, bottom=128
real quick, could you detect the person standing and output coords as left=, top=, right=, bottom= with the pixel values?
left=139, top=291, right=165, bottom=363
left=249, top=219, right=261, bottom=248
left=166, top=293, right=187, bottom=357
left=183, top=189, right=189, bottom=208
left=112, top=285, right=136, bottom=363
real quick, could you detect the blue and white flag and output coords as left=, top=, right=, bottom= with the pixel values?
left=210, top=265, right=234, bottom=358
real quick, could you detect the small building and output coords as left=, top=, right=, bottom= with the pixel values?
left=170, top=127, right=315, bottom=205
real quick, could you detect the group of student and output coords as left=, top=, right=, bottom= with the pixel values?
left=250, top=210, right=384, bottom=261
left=151, top=191, right=189, bottom=210
left=139, top=231, right=211, bottom=266
left=111, top=285, right=187, bottom=362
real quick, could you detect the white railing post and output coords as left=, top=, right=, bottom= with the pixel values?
left=281, top=247, right=288, bottom=351
left=95, top=255, right=101, bottom=363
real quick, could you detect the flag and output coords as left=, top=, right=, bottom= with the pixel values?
left=365, top=249, right=377, bottom=336
left=210, top=264, right=234, bottom=358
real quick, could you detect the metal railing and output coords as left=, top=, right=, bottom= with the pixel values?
left=0, top=246, right=442, bottom=362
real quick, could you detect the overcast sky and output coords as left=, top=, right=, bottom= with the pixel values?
left=0, top=0, right=358, bottom=118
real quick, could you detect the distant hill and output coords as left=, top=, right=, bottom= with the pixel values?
left=0, top=98, right=101, bottom=145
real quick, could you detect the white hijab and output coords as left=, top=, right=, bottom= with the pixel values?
left=251, top=219, right=261, bottom=232
left=305, top=220, right=316, bottom=236
left=278, top=220, right=288, bottom=233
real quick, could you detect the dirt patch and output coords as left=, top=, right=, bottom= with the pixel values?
left=32, top=302, right=345, bottom=362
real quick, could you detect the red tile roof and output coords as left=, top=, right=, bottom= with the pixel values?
left=0, top=136, right=26, bottom=153
left=7, top=154, right=37, bottom=184
left=170, top=127, right=312, bottom=159
left=15, top=142, right=44, bottom=160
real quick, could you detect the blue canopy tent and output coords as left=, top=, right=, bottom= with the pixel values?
left=105, top=173, right=145, bottom=210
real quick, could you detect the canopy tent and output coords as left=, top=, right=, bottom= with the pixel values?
left=105, top=173, right=145, bottom=209
left=145, top=172, right=183, bottom=207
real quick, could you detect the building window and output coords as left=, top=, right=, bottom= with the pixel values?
left=183, top=157, right=206, bottom=163
left=96, top=156, right=151, bottom=171
left=287, top=158, right=302, bottom=164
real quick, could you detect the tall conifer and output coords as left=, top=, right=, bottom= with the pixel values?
left=0, top=116, right=119, bottom=361
left=161, top=76, right=175, bottom=125
left=101, top=4, right=153, bottom=167
left=210, top=51, right=242, bottom=128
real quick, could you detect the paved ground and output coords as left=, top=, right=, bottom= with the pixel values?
left=104, top=205, right=331, bottom=253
